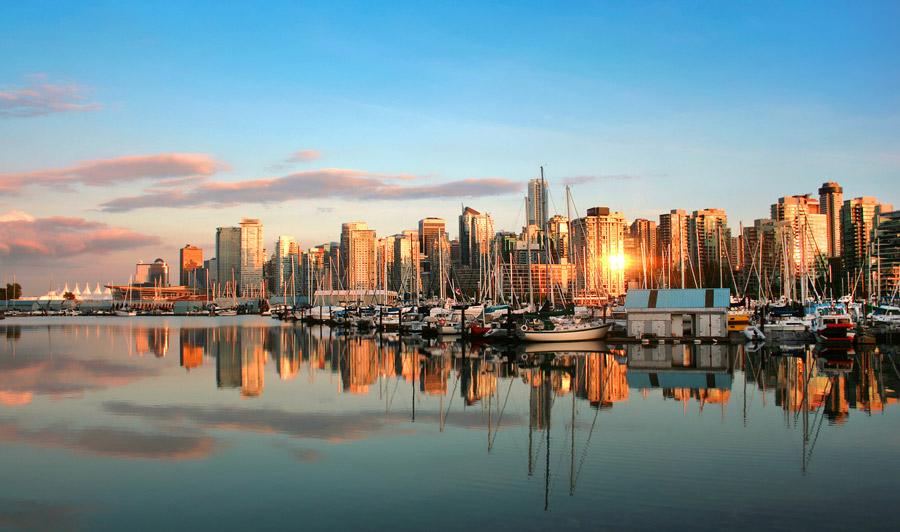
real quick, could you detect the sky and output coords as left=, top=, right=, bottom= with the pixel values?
left=1, top=0, right=899, bottom=294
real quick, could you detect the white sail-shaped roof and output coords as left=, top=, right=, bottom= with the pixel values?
left=63, top=283, right=70, bottom=294
left=73, top=283, right=82, bottom=296
left=82, top=283, right=93, bottom=296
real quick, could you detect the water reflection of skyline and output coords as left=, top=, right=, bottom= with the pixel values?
left=2, top=322, right=898, bottom=422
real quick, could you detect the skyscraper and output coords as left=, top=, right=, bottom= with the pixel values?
left=459, top=206, right=479, bottom=267
left=239, top=218, right=265, bottom=297
left=418, top=218, right=445, bottom=258
left=392, top=230, right=420, bottom=298
left=658, top=209, right=689, bottom=287
left=469, top=211, right=494, bottom=270
left=179, top=245, right=203, bottom=287
left=526, top=178, right=549, bottom=229
left=818, top=182, right=843, bottom=257
left=216, top=226, right=241, bottom=295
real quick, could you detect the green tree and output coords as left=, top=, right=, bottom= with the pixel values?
left=63, top=292, right=76, bottom=300
left=0, top=283, right=22, bottom=300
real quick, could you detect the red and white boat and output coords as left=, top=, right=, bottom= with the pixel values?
left=813, top=306, right=856, bottom=344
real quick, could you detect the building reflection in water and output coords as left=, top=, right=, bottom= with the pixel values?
left=626, top=343, right=734, bottom=412
left=135, top=326, right=169, bottom=358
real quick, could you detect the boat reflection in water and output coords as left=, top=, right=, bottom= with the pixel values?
left=1, top=318, right=899, bottom=529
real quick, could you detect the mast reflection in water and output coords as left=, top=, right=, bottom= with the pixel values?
left=0, top=316, right=898, bottom=531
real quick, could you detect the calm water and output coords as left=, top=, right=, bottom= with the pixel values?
left=1, top=316, right=898, bottom=531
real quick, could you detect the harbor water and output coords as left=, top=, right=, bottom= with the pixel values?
left=1, top=316, right=898, bottom=531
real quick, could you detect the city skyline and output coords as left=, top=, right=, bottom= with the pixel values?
left=2, top=1, right=899, bottom=293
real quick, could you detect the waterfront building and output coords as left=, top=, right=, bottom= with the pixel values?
left=203, top=258, right=217, bottom=290
left=134, top=258, right=169, bottom=287
left=842, top=198, right=894, bottom=295
left=273, top=236, right=300, bottom=297
left=179, top=245, right=203, bottom=287
left=300, top=245, right=330, bottom=301
left=819, top=182, right=843, bottom=257
left=526, top=178, right=549, bottom=230
left=657, top=209, right=690, bottom=288
left=571, top=207, right=627, bottom=298
left=239, top=218, right=265, bottom=297
left=216, top=226, right=241, bottom=296
left=341, top=222, right=377, bottom=290
left=377, top=235, right=396, bottom=291
left=418, top=218, right=445, bottom=258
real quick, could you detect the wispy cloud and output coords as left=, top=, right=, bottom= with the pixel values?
left=0, top=153, right=230, bottom=194
left=561, top=174, right=646, bottom=186
left=98, top=169, right=522, bottom=212
left=0, top=76, right=102, bottom=119
left=0, top=212, right=161, bottom=258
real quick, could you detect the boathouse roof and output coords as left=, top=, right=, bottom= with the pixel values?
left=624, top=289, right=730, bottom=310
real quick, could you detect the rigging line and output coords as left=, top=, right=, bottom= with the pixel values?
left=489, top=375, right=516, bottom=449
left=441, top=370, right=460, bottom=426
left=573, top=404, right=601, bottom=489
left=805, top=377, right=834, bottom=468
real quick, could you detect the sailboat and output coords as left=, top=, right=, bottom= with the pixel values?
left=115, top=276, right=137, bottom=316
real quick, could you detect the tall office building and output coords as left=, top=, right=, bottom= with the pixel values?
left=418, top=218, right=445, bottom=258
left=628, top=219, right=657, bottom=287
left=341, top=222, right=377, bottom=290
left=179, top=245, right=203, bottom=287
left=873, top=210, right=900, bottom=298
left=273, top=236, right=299, bottom=297
left=571, top=207, right=627, bottom=297
left=818, top=182, right=843, bottom=257
left=459, top=207, right=479, bottom=267
left=526, top=178, right=549, bottom=229
left=135, top=258, right=169, bottom=287
left=841, top=197, right=894, bottom=293
left=216, top=226, right=241, bottom=295
left=239, top=218, right=265, bottom=297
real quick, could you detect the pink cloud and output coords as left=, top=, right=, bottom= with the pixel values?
left=0, top=76, right=102, bottom=118
left=0, top=212, right=161, bottom=259
left=0, top=153, right=230, bottom=194
left=98, top=169, right=522, bottom=212
left=287, top=149, right=323, bottom=163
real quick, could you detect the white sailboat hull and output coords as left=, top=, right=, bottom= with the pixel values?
left=519, top=322, right=611, bottom=342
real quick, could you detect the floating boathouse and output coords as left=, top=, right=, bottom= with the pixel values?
left=624, top=288, right=730, bottom=340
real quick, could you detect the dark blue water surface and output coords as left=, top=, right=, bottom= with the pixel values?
left=1, top=316, right=898, bottom=531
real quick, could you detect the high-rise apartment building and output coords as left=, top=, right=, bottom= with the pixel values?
left=687, top=209, right=731, bottom=285
left=770, top=195, right=827, bottom=280
left=571, top=207, right=627, bottom=297
left=628, top=219, right=657, bottom=287
left=741, top=219, right=793, bottom=299
left=392, top=230, right=420, bottom=298
left=216, top=226, right=241, bottom=295
left=418, top=218, right=445, bottom=258
left=657, top=209, right=689, bottom=287
left=179, top=245, right=203, bottom=287
left=526, top=178, right=549, bottom=229
left=469, top=212, right=494, bottom=270
left=341, top=222, right=377, bottom=290
left=239, top=218, right=265, bottom=297
left=841, top=197, right=894, bottom=293
left=818, top=182, right=843, bottom=257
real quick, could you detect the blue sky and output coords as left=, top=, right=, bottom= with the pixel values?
left=1, top=1, right=898, bottom=292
